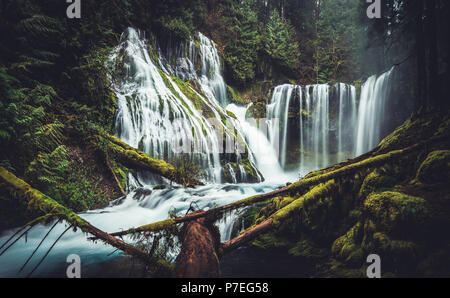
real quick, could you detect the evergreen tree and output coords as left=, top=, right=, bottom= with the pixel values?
left=263, top=9, right=299, bottom=73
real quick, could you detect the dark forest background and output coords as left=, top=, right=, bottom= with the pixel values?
left=0, top=0, right=449, bottom=219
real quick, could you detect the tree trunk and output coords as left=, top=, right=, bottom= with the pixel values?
left=425, top=0, right=439, bottom=107
left=415, top=0, right=427, bottom=110
left=173, top=216, right=221, bottom=278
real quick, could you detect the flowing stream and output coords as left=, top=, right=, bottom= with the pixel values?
left=0, top=28, right=395, bottom=277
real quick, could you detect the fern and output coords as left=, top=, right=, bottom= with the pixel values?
left=17, top=15, right=61, bottom=40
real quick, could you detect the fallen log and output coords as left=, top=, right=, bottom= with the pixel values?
left=95, top=134, right=204, bottom=188
left=173, top=215, right=221, bottom=278
left=107, top=136, right=446, bottom=238
left=0, top=167, right=149, bottom=260
left=222, top=180, right=336, bottom=253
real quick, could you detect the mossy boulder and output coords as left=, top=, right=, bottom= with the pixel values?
left=359, top=168, right=396, bottom=198
left=288, top=237, right=328, bottom=260
left=415, top=150, right=450, bottom=184
left=364, top=191, right=429, bottom=234
left=331, top=222, right=364, bottom=265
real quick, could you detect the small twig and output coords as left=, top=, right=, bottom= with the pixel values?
left=19, top=220, right=60, bottom=273
left=0, top=226, right=33, bottom=256
left=26, top=225, right=72, bottom=278
left=107, top=248, right=120, bottom=257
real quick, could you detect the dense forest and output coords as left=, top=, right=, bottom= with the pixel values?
left=0, top=0, right=449, bottom=278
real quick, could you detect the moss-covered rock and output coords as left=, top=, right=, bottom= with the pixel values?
left=289, top=238, right=328, bottom=260
left=331, top=222, right=364, bottom=265
left=415, top=150, right=450, bottom=184
left=359, top=168, right=396, bottom=198
left=364, top=191, right=429, bottom=234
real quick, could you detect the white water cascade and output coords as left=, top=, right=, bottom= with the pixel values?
left=355, top=67, right=394, bottom=155
left=112, top=28, right=257, bottom=183
left=226, top=103, right=291, bottom=183
left=265, top=68, right=393, bottom=175
left=197, top=33, right=228, bottom=106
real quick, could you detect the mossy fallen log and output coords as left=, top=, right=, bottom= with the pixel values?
left=0, top=167, right=149, bottom=259
left=105, top=134, right=448, bottom=248
left=221, top=180, right=337, bottom=253
left=95, top=134, right=203, bottom=187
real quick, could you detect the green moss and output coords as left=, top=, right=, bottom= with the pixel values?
left=364, top=191, right=429, bottom=233
left=288, top=238, right=328, bottom=260
left=226, top=85, right=246, bottom=105
left=114, top=167, right=127, bottom=190
left=246, top=102, right=266, bottom=119
left=251, top=231, right=290, bottom=250
left=359, top=168, right=396, bottom=198
left=415, top=150, right=450, bottom=184
left=99, top=134, right=202, bottom=187
left=378, top=113, right=445, bottom=152
left=271, top=180, right=337, bottom=226
left=331, top=222, right=363, bottom=263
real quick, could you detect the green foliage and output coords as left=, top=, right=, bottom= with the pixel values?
left=314, top=0, right=364, bottom=83
left=221, top=0, right=261, bottom=84
left=263, top=9, right=299, bottom=73
left=25, top=145, right=110, bottom=211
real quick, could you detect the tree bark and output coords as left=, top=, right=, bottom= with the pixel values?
left=173, top=216, right=220, bottom=278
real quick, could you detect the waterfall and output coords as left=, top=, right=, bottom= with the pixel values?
left=267, top=85, right=296, bottom=168
left=355, top=67, right=394, bottom=155
left=110, top=28, right=261, bottom=184
left=226, top=103, right=290, bottom=183
left=337, top=83, right=357, bottom=161
left=197, top=33, right=228, bottom=106
left=264, top=68, right=393, bottom=175
left=311, top=84, right=330, bottom=169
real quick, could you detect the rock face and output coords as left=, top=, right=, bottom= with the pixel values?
left=174, top=216, right=221, bottom=278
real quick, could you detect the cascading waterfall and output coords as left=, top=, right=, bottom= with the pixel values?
left=111, top=28, right=223, bottom=182
left=0, top=25, right=398, bottom=277
left=311, top=84, right=330, bottom=169
left=197, top=33, right=228, bottom=106
left=112, top=28, right=260, bottom=184
left=267, top=85, right=296, bottom=168
left=266, top=68, right=393, bottom=175
left=337, top=83, right=357, bottom=161
left=355, top=67, right=394, bottom=155
left=226, top=103, right=288, bottom=183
